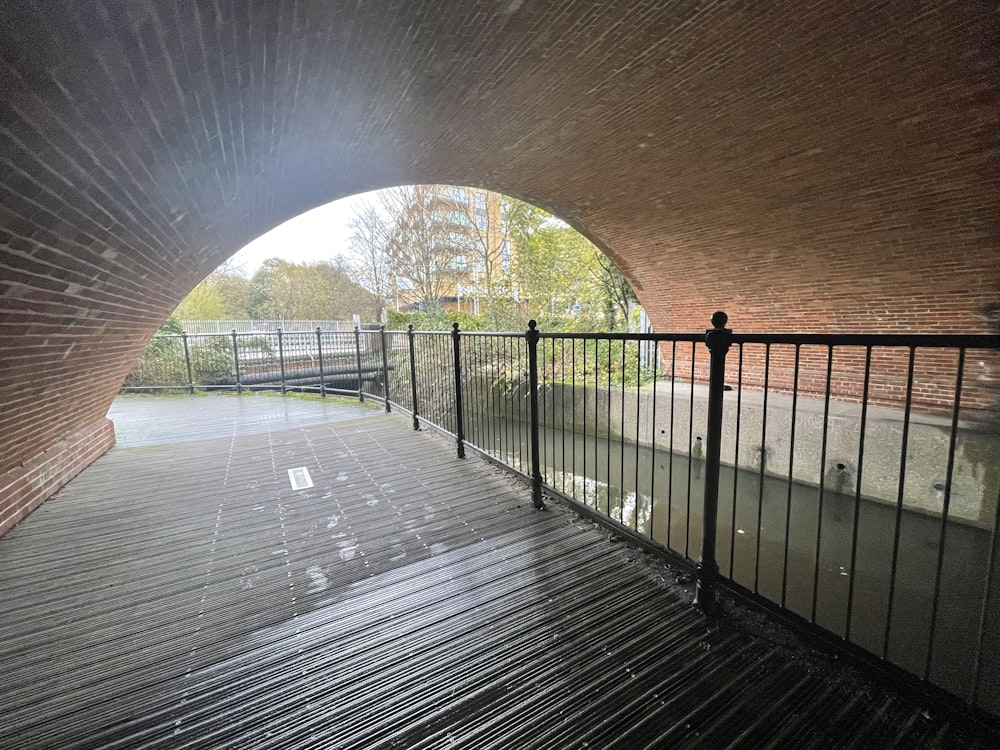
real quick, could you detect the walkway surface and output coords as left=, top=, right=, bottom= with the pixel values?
left=1, top=394, right=997, bottom=749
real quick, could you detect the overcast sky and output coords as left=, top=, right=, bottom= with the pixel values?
left=225, top=190, right=384, bottom=275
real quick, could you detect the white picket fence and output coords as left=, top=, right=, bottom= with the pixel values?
left=180, top=319, right=354, bottom=334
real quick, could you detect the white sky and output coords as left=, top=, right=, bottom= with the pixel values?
left=225, top=190, right=384, bottom=275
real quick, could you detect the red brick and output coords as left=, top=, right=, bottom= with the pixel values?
left=0, top=1, right=997, bottom=533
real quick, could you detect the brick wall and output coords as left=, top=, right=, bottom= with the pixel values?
left=659, top=342, right=998, bottom=419
left=0, top=0, right=997, bottom=535
left=0, top=418, right=115, bottom=537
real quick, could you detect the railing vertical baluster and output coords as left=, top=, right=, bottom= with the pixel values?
left=231, top=329, right=242, bottom=394
left=686, top=342, right=696, bottom=558
left=694, top=311, right=732, bottom=616
left=668, top=340, right=676, bottom=551
left=474, top=336, right=480, bottom=449
left=811, top=345, right=834, bottom=623
left=182, top=331, right=194, bottom=394
left=633, top=339, right=641, bottom=532
left=781, top=344, right=801, bottom=607
left=526, top=320, right=544, bottom=509
left=582, top=339, right=588, bottom=507
left=407, top=325, right=419, bottom=430
left=518, top=330, right=527, bottom=472
left=883, top=346, right=917, bottom=660
left=972, top=480, right=1000, bottom=707
left=560, top=338, right=567, bottom=496
left=451, top=323, right=465, bottom=458
left=277, top=328, right=286, bottom=395
left=593, top=340, right=601, bottom=510
left=606, top=340, right=612, bottom=517
left=728, top=343, right=744, bottom=578
left=379, top=325, right=390, bottom=412
left=620, top=339, right=627, bottom=525
left=354, top=325, right=365, bottom=403
left=502, top=335, right=510, bottom=461
left=649, top=344, right=659, bottom=541
left=754, top=344, right=771, bottom=592
left=316, top=327, right=326, bottom=398
left=571, top=338, right=577, bottom=501
left=845, top=346, right=873, bottom=641
left=512, top=335, right=519, bottom=468
left=924, top=348, right=966, bottom=680
left=541, top=339, right=555, bottom=484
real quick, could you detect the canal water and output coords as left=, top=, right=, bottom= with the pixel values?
left=466, top=416, right=1000, bottom=712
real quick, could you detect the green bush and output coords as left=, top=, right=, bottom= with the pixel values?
left=385, top=310, right=487, bottom=331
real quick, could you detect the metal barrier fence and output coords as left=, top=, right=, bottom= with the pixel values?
left=179, top=319, right=351, bottom=334
left=122, top=315, right=1000, bottom=715
left=122, top=328, right=377, bottom=396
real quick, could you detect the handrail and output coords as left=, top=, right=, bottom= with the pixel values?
left=121, top=313, right=1000, bottom=716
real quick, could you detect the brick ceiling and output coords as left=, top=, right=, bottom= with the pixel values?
left=0, top=1, right=997, bottom=494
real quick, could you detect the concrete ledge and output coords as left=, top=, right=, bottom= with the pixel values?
left=541, top=382, right=1000, bottom=526
left=0, top=417, right=116, bottom=537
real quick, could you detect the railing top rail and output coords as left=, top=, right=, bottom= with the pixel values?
left=388, top=329, right=454, bottom=337
left=151, top=329, right=999, bottom=350
left=458, top=330, right=529, bottom=338
left=538, top=331, right=703, bottom=342
left=733, top=332, right=1000, bottom=348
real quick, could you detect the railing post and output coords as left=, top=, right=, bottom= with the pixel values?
left=380, top=324, right=391, bottom=412
left=231, top=329, right=242, bottom=394
left=694, top=310, right=733, bottom=616
left=316, top=327, right=326, bottom=398
left=526, top=320, right=545, bottom=510
left=408, top=324, right=420, bottom=430
left=277, top=327, right=286, bottom=395
left=181, top=331, right=194, bottom=395
left=451, top=322, right=466, bottom=458
left=354, top=325, right=365, bottom=403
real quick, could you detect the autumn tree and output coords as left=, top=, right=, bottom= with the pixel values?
left=346, top=202, right=393, bottom=323
left=173, top=279, right=224, bottom=320
left=510, top=222, right=638, bottom=331
left=213, top=273, right=254, bottom=318
left=341, top=184, right=639, bottom=331
left=590, top=252, right=639, bottom=330
left=379, top=185, right=463, bottom=312
left=249, top=258, right=371, bottom=320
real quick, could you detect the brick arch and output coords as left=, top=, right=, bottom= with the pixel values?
left=1, top=0, right=997, bottom=534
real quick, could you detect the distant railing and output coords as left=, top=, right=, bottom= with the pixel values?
left=179, top=319, right=351, bottom=334
left=122, top=328, right=375, bottom=395
left=123, top=315, right=1000, bottom=716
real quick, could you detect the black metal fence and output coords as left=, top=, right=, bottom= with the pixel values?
left=123, top=315, right=1000, bottom=716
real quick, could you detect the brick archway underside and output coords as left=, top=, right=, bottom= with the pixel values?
left=1, top=0, right=997, bottom=533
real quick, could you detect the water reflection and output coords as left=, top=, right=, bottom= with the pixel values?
left=465, top=416, right=1000, bottom=711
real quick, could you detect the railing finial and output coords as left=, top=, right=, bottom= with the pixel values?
left=711, top=310, right=728, bottom=329
left=452, top=322, right=460, bottom=332
left=528, top=319, right=537, bottom=331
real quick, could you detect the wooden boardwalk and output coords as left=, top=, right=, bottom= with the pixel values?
left=1, top=395, right=996, bottom=749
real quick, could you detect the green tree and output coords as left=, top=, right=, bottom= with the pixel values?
left=172, top=270, right=254, bottom=321
left=590, top=252, right=639, bottom=330
left=213, top=272, right=254, bottom=318
left=174, top=280, right=224, bottom=320
left=249, top=258, right=372, bottom=321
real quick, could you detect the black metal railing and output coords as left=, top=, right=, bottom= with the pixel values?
left=123, top=315, right=1000, bottom=715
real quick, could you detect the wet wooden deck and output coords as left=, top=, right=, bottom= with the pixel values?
left=1, top=394, right=997, bottom=749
